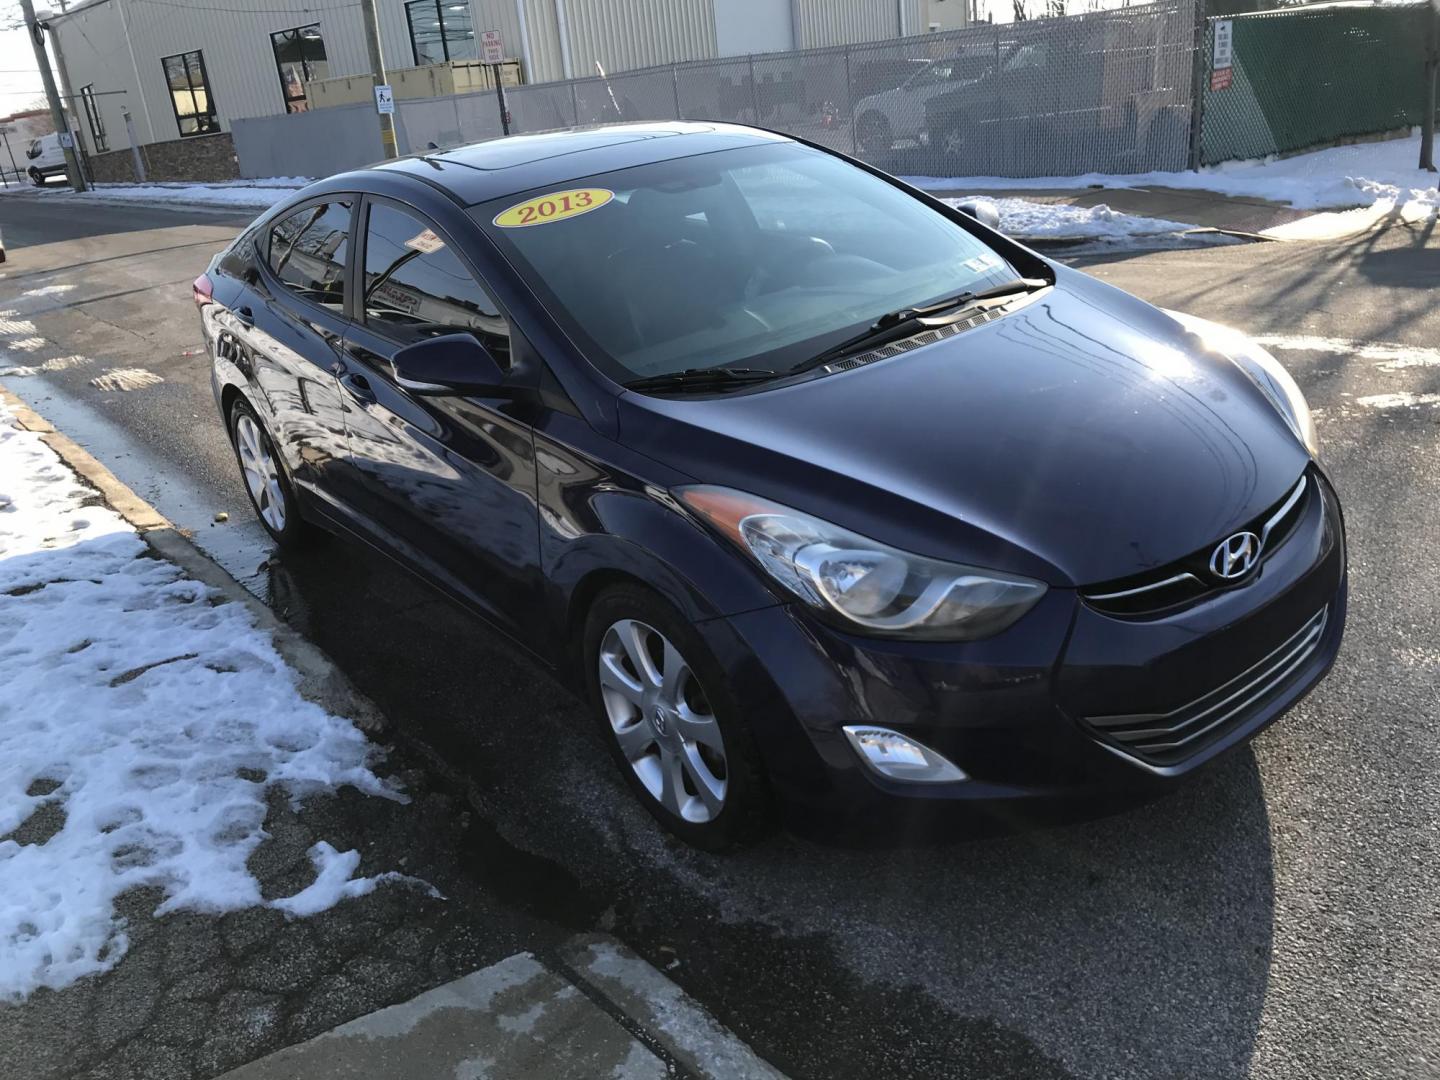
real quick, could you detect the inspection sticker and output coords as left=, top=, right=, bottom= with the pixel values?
left=493, top=188, right=614, bottom=228
left=405, top=229, right=446, bottom=254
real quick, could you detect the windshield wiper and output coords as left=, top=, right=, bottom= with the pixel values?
left=792, top=276, right=1051, bottom=375
left=623, top=366, right=778, bottom=394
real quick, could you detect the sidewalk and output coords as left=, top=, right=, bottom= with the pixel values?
left=217, top=937, right=785, bottom=1080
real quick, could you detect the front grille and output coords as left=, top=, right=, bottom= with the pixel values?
left=1083, top=606, right=1328, bottom=767
left=1082, top=473, right=1311, bottom=617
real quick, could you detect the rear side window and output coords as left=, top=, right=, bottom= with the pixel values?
left=360, top=202, right=509, bottom=359
left=266, top=201, right=352, bottom=311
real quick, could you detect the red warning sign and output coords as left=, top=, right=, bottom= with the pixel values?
left=1210, top=67, right=1233, bottom=92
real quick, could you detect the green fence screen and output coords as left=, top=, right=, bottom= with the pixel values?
left=1200, top=3, right=1432, bottom=165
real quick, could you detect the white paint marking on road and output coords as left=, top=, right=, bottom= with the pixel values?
left=1355, top=391, right=1440, bottom=409
left=0, top=317, right=38, bottom=337
left=1254, top=334, right=1440, bottom=372
left=89, top=368, right=163, bottom=392
left=20, top=284, right=75, bottom=299
left=0, top=355, right=91, bottom=377
left=6, top=337, right=46, bottom=352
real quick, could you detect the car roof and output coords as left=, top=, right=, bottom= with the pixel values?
left=369, top=121, right=793, bottom=206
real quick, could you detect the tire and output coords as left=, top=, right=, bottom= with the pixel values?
left=28, top=167, right=44, bottom=187
left=856, top=111, right=893, bottom=163
left=582, top=583, right=773, bottom=851
left=226, top=397, right=318, bottom=550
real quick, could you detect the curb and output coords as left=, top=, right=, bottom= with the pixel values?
left=0, top=384, right=388, bottom=735
left=212, top=936, right=791, bottom=1080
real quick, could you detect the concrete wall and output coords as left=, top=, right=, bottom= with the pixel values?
left=231, top=101, right=384, bottom=179
left=714, top=0, right=795, bottom=56
left=922, top=0, right=969, bottom=33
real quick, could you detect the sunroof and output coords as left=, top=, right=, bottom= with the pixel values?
left=437, top=128, right=681, bottom=171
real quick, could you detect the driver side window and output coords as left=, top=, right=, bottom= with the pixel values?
left=361, top=202, right=510, bottom=363
left=267, top=200, right=352, bottom=312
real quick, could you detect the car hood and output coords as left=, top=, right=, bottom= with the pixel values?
left=618, top=267, right=1311, bottom=587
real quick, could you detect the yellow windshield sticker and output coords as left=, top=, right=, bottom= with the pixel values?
left=493, top=188, right=614, bottom=228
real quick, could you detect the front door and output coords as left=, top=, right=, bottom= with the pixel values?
left=335, top=196, right=543, bottom=643
left=245, top=197, right=355, bottom=501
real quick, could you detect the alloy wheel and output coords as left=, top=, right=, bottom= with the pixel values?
left=234, top=413, right=287, bottom=533
left=597, top=618, right=728, bottom=823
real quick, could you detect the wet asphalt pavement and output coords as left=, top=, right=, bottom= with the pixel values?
left=1, top=192, right=1438, bottom=1079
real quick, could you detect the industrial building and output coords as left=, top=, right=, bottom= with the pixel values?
left=46, top=0, right=970, bottom=181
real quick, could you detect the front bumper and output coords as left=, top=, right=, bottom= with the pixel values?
left=699, top=471, right=1347, bottom=815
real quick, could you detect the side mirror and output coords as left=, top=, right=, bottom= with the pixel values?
left=953, top=197, right=1002, bottom=231
left=391, top=333, right=506, bottom=396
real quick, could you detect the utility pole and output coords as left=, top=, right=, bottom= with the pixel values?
left=1422, top=0, right=1438, bottom=173
left=359, top=0, right=398, bottom=158
left=20, top=0, right=86, bottom=190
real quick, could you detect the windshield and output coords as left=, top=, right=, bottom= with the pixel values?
left=474, top=142, right=1020, bottom=384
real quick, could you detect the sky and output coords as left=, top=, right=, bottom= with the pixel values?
left=0, top=4, right=55, bottom=121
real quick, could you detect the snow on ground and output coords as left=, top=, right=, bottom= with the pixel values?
left=909, top=131, right=1440, bottom=215
left=948, top=196, right=1203, bottom=244
left=0, top=177, right=309, bottom=211
left=0, top=402, right=421, bottom=1000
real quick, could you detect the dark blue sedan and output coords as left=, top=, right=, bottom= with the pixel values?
left=196, top=122, right=1346, bottom=849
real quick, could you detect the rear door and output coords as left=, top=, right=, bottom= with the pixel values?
left=242, top=197, right=356, bottom=505
left=334, top=195, right=542, bottom=641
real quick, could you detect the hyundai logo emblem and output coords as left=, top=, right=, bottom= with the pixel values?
left=651, top=706, right=669, bottom=737
left=1210, top=531, right=1261, bottom=580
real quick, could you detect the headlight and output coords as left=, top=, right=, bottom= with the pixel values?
left=677, top=486, right=1047, bottom=640
left=1167, top=310, right=1319, bottom=456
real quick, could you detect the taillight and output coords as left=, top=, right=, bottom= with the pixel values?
left=192, top=272, right=213, bottom=309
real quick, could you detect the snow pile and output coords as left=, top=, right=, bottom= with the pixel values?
left=910, top=131, right=1440, bottom=215
left=0, top=405, right=412, bottom=1000
left=948, top=196, right=1198, bottom=243
left=79, top=178, right=309, bottom=209
left=1, top=177, right=309, bottom=210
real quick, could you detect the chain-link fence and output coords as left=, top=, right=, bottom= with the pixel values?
left=235, top=0, right=1436, bottom=183
left=1198, top=3, right=1433, bottom=166
left=492, top=0, right=1200, bottom=179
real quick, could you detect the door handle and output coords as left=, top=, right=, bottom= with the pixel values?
left=338, top=371, right=375, bottom=404
left=233, top=306, right=254, bottom=328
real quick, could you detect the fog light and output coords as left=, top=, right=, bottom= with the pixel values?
left=842, top=726, right=968, bottom=783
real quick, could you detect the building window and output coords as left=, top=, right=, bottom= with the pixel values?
left=161, top=49, right=219, bottom=137
left=80, top=84, right=108, bottom=153
left=271, top=24, right=328, bottom=113
left=405, top=0, right=476, bottom=66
